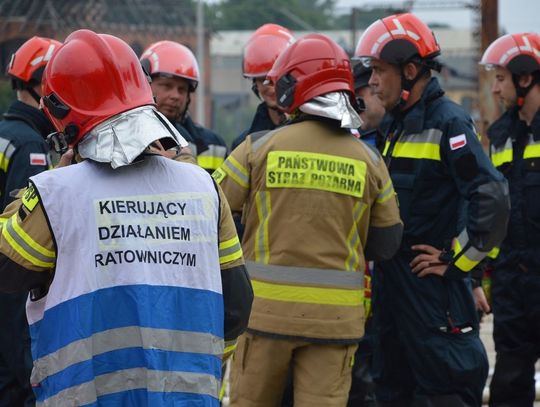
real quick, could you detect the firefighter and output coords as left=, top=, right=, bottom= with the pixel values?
left=230, top=23, right=294, bottom=151
left=355, top=13, right=510, bottom=407
left=140, top=40, right=228, bottom=173
left=0, top=36, right=60, bottom=407
left=213, top=33, right=403, bottom=407
left=480, top=32, right=540, bottom=407
left=0, top=29, right=253, bottom=406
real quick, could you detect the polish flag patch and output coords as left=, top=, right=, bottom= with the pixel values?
left=449, top=134, right=467, bottom=150
left=30, top=153, right=47, bottom=166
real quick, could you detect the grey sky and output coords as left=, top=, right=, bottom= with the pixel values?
left=335, top=0, right=539, bottom=33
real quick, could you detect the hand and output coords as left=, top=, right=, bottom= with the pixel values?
left=56, top=149, right=74, bottom=168
left=410, top=244, right=448, bottom=277
left=473, top=286, right=491, bottom=314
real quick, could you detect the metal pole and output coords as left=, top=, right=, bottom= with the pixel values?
left=196, top=0, right=206, bottom=126
left=478, top=0, right=499, bottom=146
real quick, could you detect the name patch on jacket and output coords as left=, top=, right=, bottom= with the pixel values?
left=266, top=151, right=366, bottom=198
left=93, top=192, right=214, bottom=268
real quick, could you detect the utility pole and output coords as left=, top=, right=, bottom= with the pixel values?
left=478, top=0, right=499, bottom=145
left=351, top=7, right=359, bottom=52
left=196, top=0, right=206, bottom=126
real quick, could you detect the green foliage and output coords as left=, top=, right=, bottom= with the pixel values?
left=207, top=0, right=337, bottom=31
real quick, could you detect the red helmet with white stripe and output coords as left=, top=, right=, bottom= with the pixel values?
left=140, top=41, right=199, bottom=91
left=7, top=36, right=62, bottom=89
left=480, top=33, right=540, bottom=75
left=354, top=13, right=440, bottom=67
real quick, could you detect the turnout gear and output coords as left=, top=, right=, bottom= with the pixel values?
left=41, top=30, right=154, bottom=147
left=266, top=34, right=355, bottom=114
left=140, top=40, right=199, bottom=91
left=242, top=23, right=294, bottom=78
left=371, top=77, right=509, bottom=406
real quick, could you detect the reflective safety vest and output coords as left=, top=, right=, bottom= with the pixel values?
left=28, top=156, right=223, bottom=406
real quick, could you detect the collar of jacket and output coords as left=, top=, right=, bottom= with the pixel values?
left=3, top=100, right=55, bottom=138
left=487, top=107, right=519, bottom=148
left=248, top=102, right=278, bottom=134
left=388, top=77, right=445, bottom=135
left=530, top=107, right=540, bottom=141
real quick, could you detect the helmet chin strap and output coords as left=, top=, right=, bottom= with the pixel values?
left=512, top=73, right=538, bottom=109
left=389, top=63, right=429, bottom=116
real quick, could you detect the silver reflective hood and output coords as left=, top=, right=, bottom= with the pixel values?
left=299, top=91, right=362, bottom=129
left=77, top=106, right=188, bottom=168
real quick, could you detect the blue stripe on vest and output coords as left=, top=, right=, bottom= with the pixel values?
left=30, top=284, right=224, bottom=360
left=34, top=348, right=222, bottom=403
left=81, top=389, right=219, bottom=407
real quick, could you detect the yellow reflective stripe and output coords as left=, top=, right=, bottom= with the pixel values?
left=219, top=235, right=243, bottom=264
left=0, top=217, right=7, bottom=225
left=487, top=246, right=500, bottom=259
left=2, top=218, right=55, bottom=268
left=491, top=148, right=512, bottom=167
left=376, top=179, right=395, bottom=203
left=10, top=215, right=54, bottom=258
left=452, top=233, right=481, bottom=272
left=222, top=156, right=249, bottom=188
left=523, top=142, right=540, bottom=159
left=344, top=202, right=367, bottom=271
left=251, top=279, right=363, bottom=306
left=0, top=152, right=10, bottom=172
left=223, top=340, right=237, bottom=356
left=254, top=191, right=271, bottom=264
left=392, top=142, right=440, bottom=160
left=383, top=140, right=390, bottom=156
left=197, top=155, right=225, bottom=171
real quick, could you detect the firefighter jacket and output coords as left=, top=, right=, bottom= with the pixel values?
left=488, top=106, right=540, bottom=271
left=0, top=100, right=52, bottom=211
left=0, top=155, right=252, bottom=406
left=213, top=117, right=403, bottom=342
left=231, top=102, right=280, bottom=151
left=176, top=115, right=228, bottom=173
left=381, top=78, right=509, bottom=278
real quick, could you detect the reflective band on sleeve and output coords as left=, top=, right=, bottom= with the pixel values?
left=383, top=140, right=390, bottom=156
left=222, top=156, right=249, bottom=188
left=254, top=191, right=271, bottom=264
left=523, top=135, right=540, bottom=159
left=491, top=138, right=513, bottom=167
left=198, top=145, right=227, bottom=171
left=251, top=279, right=363, bottom=306
left=219, top=235, right=243, bottom=264
left=376, top=179, right=395, bottom=203
left=37, top=368, right=220, bottom=407
left=266, top=151, right=367, bottom=198
left=0, top=142, right=16, bottom=172
left=487, top=246, right=500, bottom=259
left=2, top=215, right=55, bottom=268
left=31, top=325, right=223, bottom=385
left=452, top=230, right=490, bottom=272
left=223, top=339, right=237, bottom=357
left=391, top=129, right=442, bottom=161
left=344, top=202, right=368, bottom=272
left=246, top=261, right=364, bottom=289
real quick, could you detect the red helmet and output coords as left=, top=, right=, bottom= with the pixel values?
left=480, top=33, right=540, bottom=75
left=242, top=23, right=294, bottom=78
left=41, top=29, right=154, bottom=146
left=266, top=33, right=354, bottom=114
left=140, top=41, right=199, bottom=91
left=354, top=13, right=440, bottom=67
left=7, top=36, right=61, bottom=89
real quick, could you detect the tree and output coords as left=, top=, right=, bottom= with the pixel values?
left=207, top=0, right=337, bottom=31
